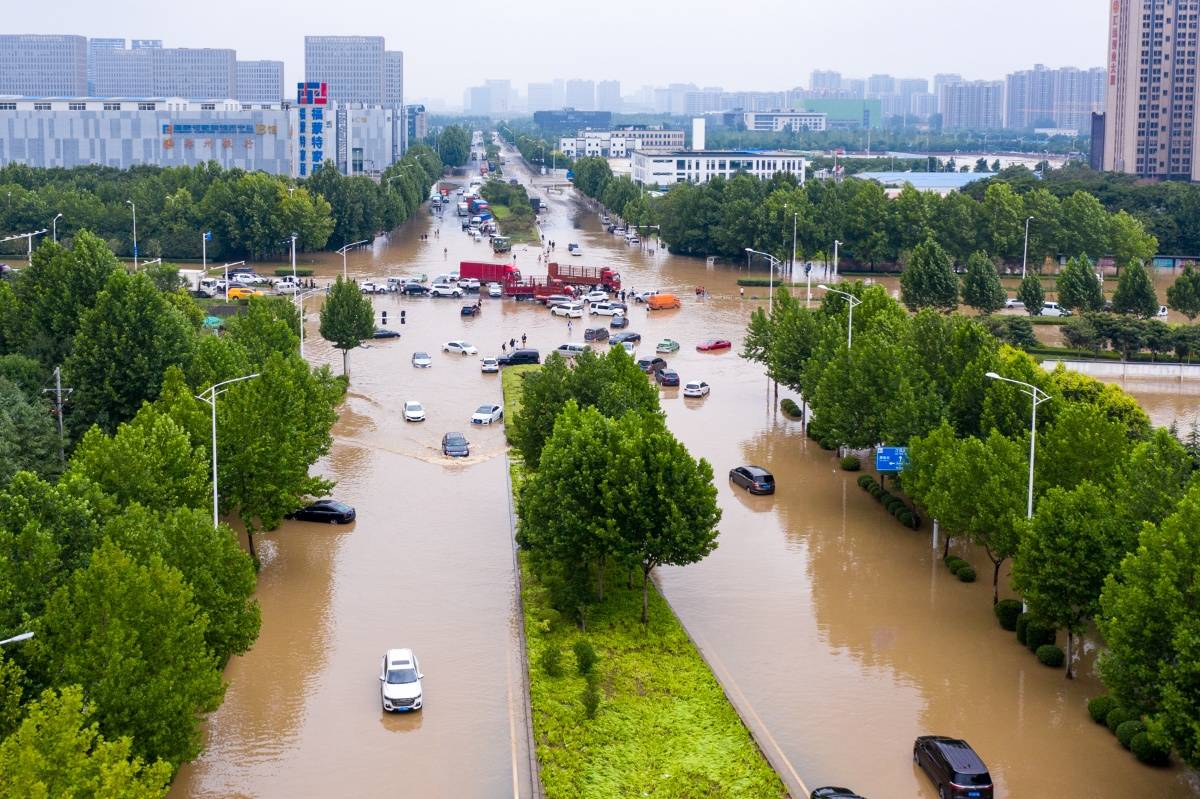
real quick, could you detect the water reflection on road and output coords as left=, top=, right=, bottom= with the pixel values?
left=173, top=152, right=1199, bottom=798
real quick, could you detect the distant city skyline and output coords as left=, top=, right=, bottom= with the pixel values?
left=6, top=0, right=1106, bottom=104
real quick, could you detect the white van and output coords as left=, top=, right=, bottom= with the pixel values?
left=1038, top=302, right=1072, bottom=318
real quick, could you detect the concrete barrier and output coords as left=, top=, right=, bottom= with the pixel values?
left=1042, top=359, right=1200, bottom=383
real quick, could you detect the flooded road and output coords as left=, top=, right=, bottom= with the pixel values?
left=174, top=148, right=1199, bottom=798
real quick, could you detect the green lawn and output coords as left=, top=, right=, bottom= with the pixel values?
left=503, top=368, right=787, bottom=799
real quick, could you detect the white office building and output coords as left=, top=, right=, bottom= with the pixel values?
left=743, top=110, right=827, bottom=132
left=237, top=60, right=284, bottom=104
left=632, top=150, right=807, bottom=188
left=559, top=127, right=684, bottom=158
left=0, top=35, right=88, bottom=97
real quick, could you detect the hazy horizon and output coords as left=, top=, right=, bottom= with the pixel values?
left=9, top=0, right=1107, bottom=105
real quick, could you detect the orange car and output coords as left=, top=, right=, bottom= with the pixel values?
left=227, top=287, right=265, bottom=301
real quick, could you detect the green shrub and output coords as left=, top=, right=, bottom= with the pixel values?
left=840, top=455, right=861, bottom=471
left=573, top=640, right=598, bottom=675
left=994, top=599, right=1023, bottom=631
left=540, top=644, right=563, bottom=677
left=946, top=557, right=967, bottom=574
left=1026, top=622, right=1055, bottom=651
left=870, top=485, right=884, bottom=499
left=581, top=679, right=601, bottom=720
left=1016, top=613, right=1030, bottom=645
left=1131, top=732, right=1170, bottom=766
left=857, top=475, right=875, bottom=489
left=898, top=510, right=914, bottom=528
left=780, top=398, right=802, bottom=418
left=957, top=565, right=977, bottom=583
left=819, top=439, right=837, bottom=451
left=1036, top=644, right=1064, bottom=667
left=878, top=491, right=894, bottom=504
left=1106, top=707, right=1134, bottom=733
left=1116, top=719, right=1146, bottom=749
left=1088, top=695, right=1117, bottom=724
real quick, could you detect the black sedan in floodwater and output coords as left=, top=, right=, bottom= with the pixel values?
left=729, top=465, right=775, bottom=495
left=287, top=499, right=356, bottom=524
left=442, top=432, right=470, bottom=457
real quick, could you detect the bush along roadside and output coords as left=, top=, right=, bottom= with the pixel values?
left=856, top=474, right=921, bottom=529
left=943, top=555, right=977, bottom=583
left=1087, top=695, right=1172, bottom=766
left=780, top=398, right=803, bottom=419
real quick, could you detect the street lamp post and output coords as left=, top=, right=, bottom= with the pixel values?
left=221, top=261, right=245, bottom=301
left=818, top=284, right=863, bottom=349
left=833, top=239, right=842, bottom=278
left=52, top=213, right=63, bottom=243
left=126, top=199, right=138, bottom=269
left=985, top=372, right=1050, bottom=519
left=295, top=288, right=321, bottom=360
left=0, top=631, right=33, bottom=646
left=745, top=248, right=783, bottom=314
left=196, top=374, right=260, bottom=528
left=1021, top=216, right=1034, bottom=279
left=337, top=240, right=370, bottom=279
left=0, top=230, right=48, bottom=266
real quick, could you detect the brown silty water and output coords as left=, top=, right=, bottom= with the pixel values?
left=172, top=149, right=1200, bottom=798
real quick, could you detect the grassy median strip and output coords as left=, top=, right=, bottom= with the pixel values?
left=502, top=365, right=787, bottom=799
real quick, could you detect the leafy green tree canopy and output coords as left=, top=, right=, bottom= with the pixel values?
left=1111, top=260, right=1160, bottom=318
left=1167, top=263, right=1200, bottom=322
left=900, top=238, right=958, bottom=312
left=318, top=275, right=374, bottom=376
left=960, top=251, right=1006, bottom=315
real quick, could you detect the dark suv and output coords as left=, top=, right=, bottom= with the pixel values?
left=914, top=736, right=993, bottom=799
left=497, top=348, right=540, bottom=366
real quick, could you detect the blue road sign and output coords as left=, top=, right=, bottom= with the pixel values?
left=876, top=446, right=909, bottom=472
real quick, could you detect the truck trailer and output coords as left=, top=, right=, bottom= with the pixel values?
left=546, top=262, right=622, bottom=291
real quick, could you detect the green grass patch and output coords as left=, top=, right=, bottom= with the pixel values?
left=273, top=267, right=315, bottom=277
left=521, top=558, right=787, bottom=799
left=501, top=364, right=540, bottom=443
left=490, top=204, right=540, bottom=244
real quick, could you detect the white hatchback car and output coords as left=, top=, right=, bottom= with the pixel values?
left=471, top=404, right=503, bottom=425
left=480, top=357, right=500, bottom=373
left=584, top=290, right=609, bottom=304
left=403, top=400, right=425, bottom=422
left=380, top=648, right=423, bottom=712
left=551, top=302, right=584, bottom=318
left=682, top=380, right=711, bottom=398
left=444, top=340, right=478, bottom=355
left=429, top=283, right=464, bottom=298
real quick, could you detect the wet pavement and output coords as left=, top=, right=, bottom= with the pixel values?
left=172, top=145, right=1200, bottom=798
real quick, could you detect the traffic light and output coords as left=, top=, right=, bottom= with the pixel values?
left=381, top=310, right=388, bottom=325
left=400, top=310, right=406, bottom=325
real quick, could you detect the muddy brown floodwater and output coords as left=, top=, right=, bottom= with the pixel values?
left=173, top=148, right=1200, bottom=798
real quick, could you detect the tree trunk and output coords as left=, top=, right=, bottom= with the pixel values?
left=942, top=534, right=951, bottom=559
left=597, top=557, right=606, bottom=601
left=1066, top=629, right=1075, bottom=679
left=992, top=558, right=1002, bottom=605
left=246, top=527, right=259, bottom=568
left=641, top=566, right=651, bottom=625
left=342, top=348, right=349, bottom=377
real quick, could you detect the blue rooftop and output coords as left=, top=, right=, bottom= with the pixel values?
left=853, top=171, right=996, bottom=190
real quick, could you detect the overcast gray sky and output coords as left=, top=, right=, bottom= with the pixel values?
left=11, top=0, right=1107, bottom=105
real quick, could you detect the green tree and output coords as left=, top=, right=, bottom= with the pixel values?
left=1167, top=263, right=1200, bottom=321
left=66, top=404, right=209, bottom=513
left=980, top=182, right=1025, bottom=262
left=1109, top=209, right=1158, bottom=271
left=1111, top=260, right=1160, bottom=318
left=318, top=275, right=374, bottom=376
left=30, top=542, right=225, bottom=766
left=65, top=269, right=194, bottom=436
left=1056, top=255, right=1105, bottom=313
left=1060, top=191, right=1111, bottom=260
left=899, top=238, right=958, bottom=312
left=217, top=353, right=341, bottom=561
left=611, top=413, right=721, bottom=624
left=436, top=125, right=471, bottom=167
left=1013, top=481, right=1123, bottom=678
left=102, top=506, right=260, bottom=664
left=0, top=686, right=172, bottom=799
left=511, top=354, right=574, bottom=467
left=1017, top=273, right=1045, bottom=316
left=224, top=295, right=300, bottom=366
left=960, top=251, right=1006, bottom=315
left=1114, top=428, right=1195, bottom=528
left=0, top=376, right=60, bottom=482
left=1037, top=401, right=1131, bottom=493
left=1099, top=484, right=1200, bottom=765
left=0, top=654, right=23, bottom=737
left=903, top=421, right=963, bottom=557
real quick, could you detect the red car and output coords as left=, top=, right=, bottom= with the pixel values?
left=697, top=339, right=732, bottom=351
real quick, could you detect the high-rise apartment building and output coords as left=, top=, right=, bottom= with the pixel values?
left=596, top=80, right=621, bottom=111
left=527, top=82, right=555, bottom=111
left=151, top=49, right=237, bottom=99
left=810, top=70, right=842, bottom=92
left=565, top=79, right=596, bottom=110
left=867, top=74, right=896, bottom=96
left=385, top=51, right=404, bottom=108
left=1103, top=0, right=1200, bottom=179
left=237, top=60, right=284, bottom=104
left=304, top=35, right=386, bottom=104
left=93, top=48, right=151, bottom=96
left=933, top=73, right=963, bottom=114
left=485, top=79, right=510, bottom=114
left=1056, top=67, right=1106, bottom=134
left=942, top=81, right=1004, bottom=129
left=0, top=34, right=87, bottom=96
left=1006, top=64, right=1105, bottom=132
left=87, top=38, right=124, bottom=95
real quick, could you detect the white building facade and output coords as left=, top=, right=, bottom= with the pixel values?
left=558, top=127, right=684, bottom=157
left=632, top=150, right=807, bottom=187
left=743, top=111, right=827, bottom=132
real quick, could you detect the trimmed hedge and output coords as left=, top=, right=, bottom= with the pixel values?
left=840, top=455, right=861, bottom=471
left=1116, top=719, right=1146, bottom=749
left=1107, top=707, right=1134, bottom=733
left=1036, top=644, right=1065, bottom=667
left=1131, top=732, right=1171, bottom=766
left=994, top=599, right=1022, bottom=631
left=1016, top=613, right=1030, bottom=645
left=957, top=565, right=977, bottom=583
left=856, top=475, right=874, bottom=489
left=274, top=267, right=315, bottom=277
left=856, top=475, right=920, bottom=529
left=1088, top=695, right=1117, bottom=724
left=1025, top=622, right=1056, bottom=652
left=780, top=398, right=803, bottom=418
left=945, top=556, right=967, bottom=575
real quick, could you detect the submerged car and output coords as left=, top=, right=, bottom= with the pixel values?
left=697, top=339, right=732, bottom=351
left=403, top=400, right=425, bottom=422
left=471, top=404, right=503, bottom=425
left=729, top=465, right=775, bottom=495
left=287, top=499, right=356, bottom=523
left=656, top=339, right=680, bottom=353
left=480, top=357, right=500, bottom=373
left=636, top=356, right=668, bottom=374
left=609, top=313, right=628, bottom=329
left=584, top=327, right=609, bottom=342
left=411, top=351, right=433, bottom=368
left=372, top=327, right=401, bottom=339
left=682, top=380, right=711, bottom=398
left=810, top=789, right=868, bottom=799
left=611, top=331, right=642, bottom=345
left=655, top=369, right=680, bottom=386
left=379, top=648, right=423, bottom=712
left=442, top=431, right=470, bottom=457
left=443, top=340, right=478, bottom=355
left=913, top=736, right=993, bottom=799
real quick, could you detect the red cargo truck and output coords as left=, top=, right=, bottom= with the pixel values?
left=546, top=262, right=622, bottom=291
left=502, top=276, right=574, bottom=301
left=459, top=262, right=519, bottom=283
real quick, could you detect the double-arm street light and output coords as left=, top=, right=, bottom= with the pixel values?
left=818, top=284, right=863, bottom=349
left=196, top=374, right=260, bottom=528
left=338, top=240, right=370, bottom=279
left=0, top=229, right=47, bottom=266
left=745, top=248, right=784, bottom=314
left=1021, top=216, right=1035, bottom=279
left=985, top=372, right=1051, bottom=519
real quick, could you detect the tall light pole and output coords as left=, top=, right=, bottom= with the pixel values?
left=986, top=372, right=1050, bottom=519
left=745, top=248, right=783, bottom=314
left=818, top=284, right=863, bottom=349
left=221, top=261, right=245, bottom=301
left=295, top=288, right=321, bottom=360
left=196, top=373, right=260, bottom=528
left=202, top=230, right=211, bottom=271
left=0, top=230, right=48, bottom=266
left=126, top=199, right=138, bottom=269
left=289, top=233, right=298, bottom=285
left=1021, top=216, right=1034, bottom=279
left=833, top=239, right=842, bottom=278
left=337, top=240, right=370, bottom=279
left=52, top=213, right=63, bottom=243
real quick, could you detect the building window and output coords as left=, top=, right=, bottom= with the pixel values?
left=0, top=103, right=15, bottom=111
left=33, top=102, right=50, bottom=111
left=201, top=103, right=215, bottom=110
left=68, top=102, right=86, bottom=111
left=103, top=102, right=121, bottom=111
left=138, top=102, right=156, bottom=111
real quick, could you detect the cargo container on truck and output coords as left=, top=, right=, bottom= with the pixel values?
left=458, top=261, right=520, bottom=283
left=546, top=262, right=622, bottom=291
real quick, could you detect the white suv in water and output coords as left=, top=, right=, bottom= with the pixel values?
left=380, top=648, right=423, bottom=712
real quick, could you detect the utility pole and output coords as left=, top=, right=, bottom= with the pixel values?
left=42, top=366, right=72, bottom=467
